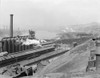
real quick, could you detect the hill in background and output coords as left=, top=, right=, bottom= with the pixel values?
left=57, top=22, right=100, bottom=39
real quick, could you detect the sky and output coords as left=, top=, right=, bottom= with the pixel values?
left=0, top=0, right=100, bottom=31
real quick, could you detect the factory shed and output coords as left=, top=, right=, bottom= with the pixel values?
left=95, top=52, right=100, bottom=71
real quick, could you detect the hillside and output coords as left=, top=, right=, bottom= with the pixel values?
left=33, top=39, right=96, bottom=78
left=57, top=22, right=100, bottom=40
left=71, top=22, right=100, bottom=34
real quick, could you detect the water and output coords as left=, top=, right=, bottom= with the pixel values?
left=36, top=31, right=57, bottom=39
left=0, top=30, right=57, bottom=40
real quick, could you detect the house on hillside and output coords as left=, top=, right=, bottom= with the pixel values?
left=87, top=40, right=100, bottom=72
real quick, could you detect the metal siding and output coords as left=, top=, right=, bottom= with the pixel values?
left=96, top=55, right=100, bottom=70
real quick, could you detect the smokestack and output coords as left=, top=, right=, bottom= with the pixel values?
left=10, top=14, right=13, bottom=37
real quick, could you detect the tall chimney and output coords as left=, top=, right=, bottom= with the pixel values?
left=10, top=14, right=13, bottom=37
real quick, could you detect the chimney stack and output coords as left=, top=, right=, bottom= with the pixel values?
left=10, top=14, right=13, bottom=37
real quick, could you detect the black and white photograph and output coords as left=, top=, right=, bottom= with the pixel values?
left=0, top=0, right=100, bottom=78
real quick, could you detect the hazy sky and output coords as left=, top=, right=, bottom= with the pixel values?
left=0, top=0, right=100, bottom=31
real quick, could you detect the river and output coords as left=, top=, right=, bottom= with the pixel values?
left=35, top=31, right=57, bottom=39
left=0, top=31, right=57, bottom=40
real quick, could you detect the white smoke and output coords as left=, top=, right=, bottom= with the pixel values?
left=62, top=27, right=75, bottom=32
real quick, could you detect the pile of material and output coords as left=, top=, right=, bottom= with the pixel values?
left=32, top=39, right=97, bottom=78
